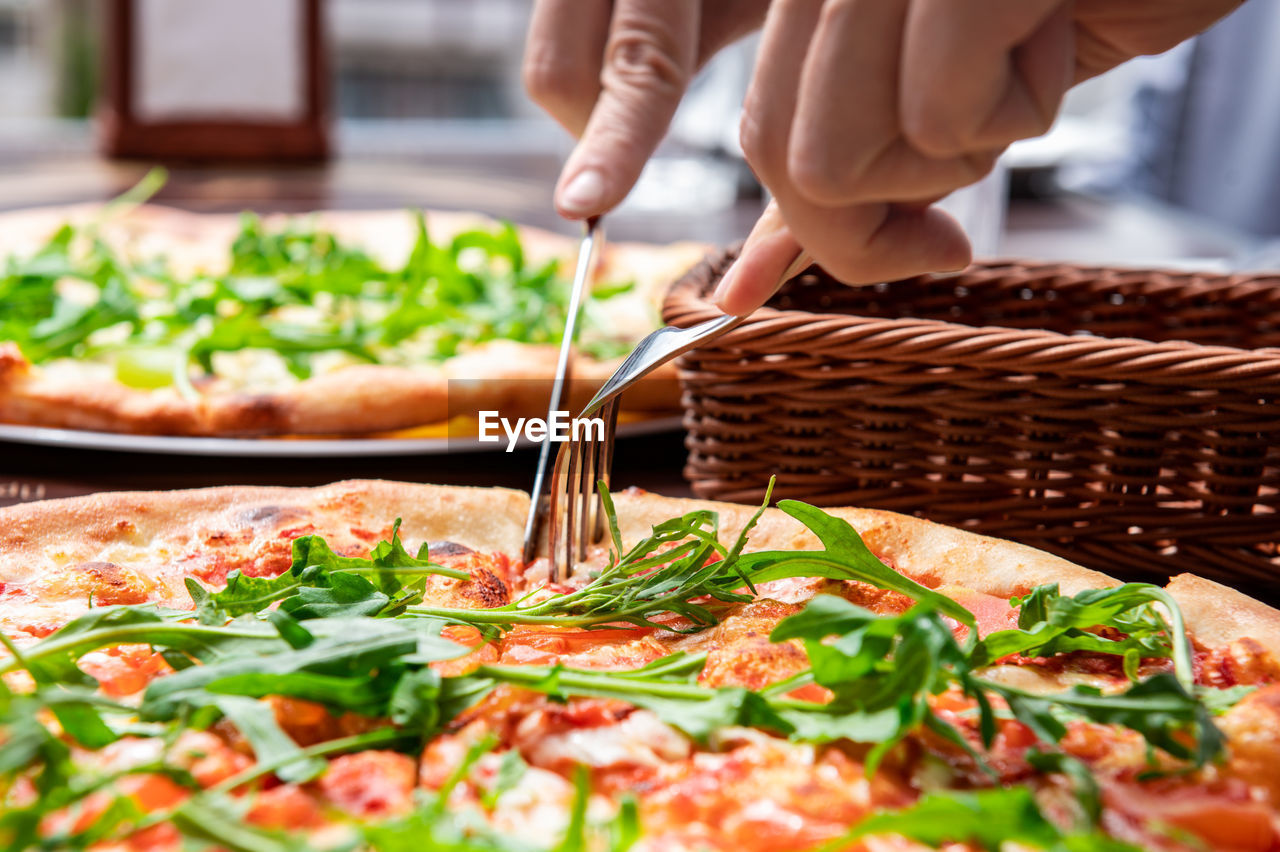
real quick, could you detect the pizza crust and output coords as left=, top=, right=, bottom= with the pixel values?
left=1167, top=573, right=1280, bottom=657
left=607, top=490, right=1118, bottom=599
left=607, top=491, right=1280, bottom=656
left=0, top=480, right=529, bottom=633
left=0, top=480, right=530, bottom=576
left=0, top=205, right=706, bottom=436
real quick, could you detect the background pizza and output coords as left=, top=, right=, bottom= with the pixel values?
left=2, top=480, right=1278, bottom=851
left=0, top=202, right=707, bottom=437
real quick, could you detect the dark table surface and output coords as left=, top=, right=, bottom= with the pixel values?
left=0, top=430, right=695, bottom=509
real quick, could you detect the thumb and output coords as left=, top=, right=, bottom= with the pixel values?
left=713, top=202, right=810, bottom=316
left=555, top=0, right=699, bottom=219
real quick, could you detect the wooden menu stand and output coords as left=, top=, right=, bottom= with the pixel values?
left=99, top=0, right=328, bottom=162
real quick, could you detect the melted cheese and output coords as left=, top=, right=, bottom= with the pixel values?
left=521, top=710, right=691, bottom=770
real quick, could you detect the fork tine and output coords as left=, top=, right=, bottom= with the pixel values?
left=576, top=424, right=596, bottom=564
left=562, top=433, right=582, bottom=579
left=533, top=246, right=792, bottom=574
left=547, top=440, right=569, bottom=582
left=591, top=398, right=620, bottom=543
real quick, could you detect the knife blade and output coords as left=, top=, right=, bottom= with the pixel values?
left=521, top=216, right=603, bottom=564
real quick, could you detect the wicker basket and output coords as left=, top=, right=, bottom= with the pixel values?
left=663, top=249, right=1280, bottom=591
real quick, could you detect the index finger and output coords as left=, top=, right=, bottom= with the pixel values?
left=554, top=0, right=699, bottom=218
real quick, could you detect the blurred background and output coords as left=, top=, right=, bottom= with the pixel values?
left=0, top=0, right=1276, bottom=267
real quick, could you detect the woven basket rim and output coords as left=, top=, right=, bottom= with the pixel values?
left=663, top=248, right=1280, bottom=390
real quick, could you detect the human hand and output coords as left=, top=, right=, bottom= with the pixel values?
left=524, top=0, right=771, bottom=218
left=524, top=0, right=1241, bottom=314
left=715, top=0, right=1241, bottom=314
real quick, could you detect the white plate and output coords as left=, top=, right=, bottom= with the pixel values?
left=0, top=417, right=684, bottom=458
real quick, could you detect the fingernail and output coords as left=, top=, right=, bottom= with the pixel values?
left=558, top=169, right=605, bottom=216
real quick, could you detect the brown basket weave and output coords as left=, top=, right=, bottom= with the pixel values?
left=663, top=249, right=1280, bottom=592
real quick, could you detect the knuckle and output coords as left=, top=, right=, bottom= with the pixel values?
left=602, top=29, right=689, bottom=97
left=738, top=105, right=788, bottom=184
left=522, top=54, right=587, bottom=111
left=1025, top=102, right=1057, bottom=140
left=786, top=130, right=883, bottom=206
left=902, top=109, right=969, bottom=159
left=787, top=147, right=856, bottom=206
left=813, top=245, right=874, bottom=285
left=965, top=150, right=999, bottom=180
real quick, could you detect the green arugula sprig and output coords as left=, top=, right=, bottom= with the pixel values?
left=1, top=179, right=638, bottom=385
left=771, top=594, right=1223, bottom=770
left=830, top=786, right=1143, bottom=852
left=208, top=485, right=974, bottom=638
left=437, top=595, right=1224, bottom=774
left=188, top=519, right=469, bottom=623
left=0, top=675, right=202, bottom=852
left=970, top=583, right=1194, bottom=686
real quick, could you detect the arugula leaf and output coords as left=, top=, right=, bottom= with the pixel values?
left=735, top=501, right=976, bottom=628
left=1, top=187, right=637, bottom=380
left=141, top=617, right=463, bottom=722
left=770, top=595, right=1228, bottom=768
left=362, top=735, right=542, bottom=852
left=363, top=797, right=540, bottom=852
left=409, top=483, right=971, bottom=636
left=0, top=631, right=117, bottom=749
left=411, top=498, right=754, bottom=632
left=444, top=658, right=794, bottom=745
left=837, top=787, right=1143, bottom=852
left=170, top=794, right=309, bottom=852
left=971, top=583, right=1193, bottom=686
left=207, top=728, right=413, bottom=797
left=1027, top=751, right=1103, bottom=828
left=0, top=605, right=286, bottom=683
left=609, top=796, right=643, bottom=852
left=190, top=519, right=467, bottom=622
left=553, top=768, right=592, bottom=852
left=978, top=673, right=1223, bottom=766
left=1, top=682, right=200, bottom=852
left=770, top=596, right=969, bottom=768
left=0, top=688, right=77, bottom=851
left=207, top=695, right=326, bottom=784
left=480, top=749, right=528, bottom=810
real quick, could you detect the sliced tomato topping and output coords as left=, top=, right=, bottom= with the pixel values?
left=1104, top=779, right=1280, bottom=851
left=246, top=784, right=325, bottom=830
left=319, top=750, right=417, bottom=818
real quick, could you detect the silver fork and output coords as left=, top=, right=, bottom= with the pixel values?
left=542, top=312, right=746, bottom=579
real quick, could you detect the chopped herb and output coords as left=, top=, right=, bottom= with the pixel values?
left=970, top=583, right=1194, bottom=686
left=215, top=483, right=968, bottom=637
left=1, top=177, right=639, bottom=384
left=189, top=518, right=469, bottom=623
left=832, top=786, right=1144, bottom=852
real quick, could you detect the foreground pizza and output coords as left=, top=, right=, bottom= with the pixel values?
left=2, top=480, right=1280, bottom=851
left=0, top=203, right=705, bottom=436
